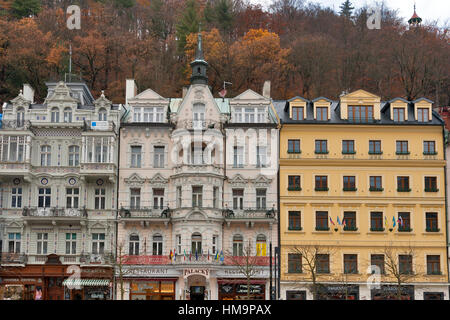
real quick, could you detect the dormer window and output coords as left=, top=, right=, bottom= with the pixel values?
left=16, top=108, right=25, bottom=127
left=63, top=107, right=72, bottom=123
left=417, top=108, right=429, bottom=122
left=348, top=106, right=373, bottom=123
left=393, top=108, right=405, bottom=122
left=98, top=108, right=107, bottom=121
left=233, top=106, right=265, bottom=123
left=316, top=107, right=328, bottom=121
left=292, top=107, right=304, bottom=120
left=51, top=107, right=60, bottom=123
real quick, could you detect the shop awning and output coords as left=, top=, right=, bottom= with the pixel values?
left=63, top=279, right=110, bottom=287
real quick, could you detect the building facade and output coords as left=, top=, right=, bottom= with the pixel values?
left=116, top=33, right=278, bottom=300
left=0, top=81, right=121, bottom=300
left=276, top=90, right=449, bottom=300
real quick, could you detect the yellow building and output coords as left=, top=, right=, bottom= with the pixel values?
left=274, top=90, right=449, bottom=300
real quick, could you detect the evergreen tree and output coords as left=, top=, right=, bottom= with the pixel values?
left=176, top=0, right=201, bottom=54
left=339, top=0, right=354, bottom=19
left=214, top=0, right=234, bottom=35
left=11, top=0, right=41, bottom=18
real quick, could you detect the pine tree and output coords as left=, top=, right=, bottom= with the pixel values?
left=339, top=0, right=354, bottom=19
left=176, top=0, right=201, bottom=54
left=11, top=0, right=41, bottom=18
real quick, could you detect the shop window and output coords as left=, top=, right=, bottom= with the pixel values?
left=286, top=291, right=306, bottom=300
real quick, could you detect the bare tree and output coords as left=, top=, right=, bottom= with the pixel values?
left=112, top=240, right=131, bottom=300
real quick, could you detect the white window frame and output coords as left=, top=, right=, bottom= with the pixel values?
left=11, top=187, right=22, bottom=208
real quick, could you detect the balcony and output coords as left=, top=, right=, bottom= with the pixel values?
left=0, top=120, right=30, bottom=130
left=119, top=207, right=171, bottom=222
left=172, top=253, right=221, bottom=265
left=222, top=206, right=276, bottom=221
left=80, top=162, right=116, bottom=181
left=22, top=207, right=87, bottom=222
left=1, top=252, right=27, bottom=264
left=83, top=120, right=116, bottom=132
left=32, top=166, right=80, bottom=175
left=0, top=162, right=31, bottom=179
left=121, top=255, right=170, bottom=265
left=173, top=164, right=224, bottom=176
left=223, top=256, right=274, bottom=266
left=80, top=252, right=114, bottom=265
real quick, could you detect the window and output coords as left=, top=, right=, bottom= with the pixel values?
left=256, top=146, right=266, bottom=167
left=86, top=137, right=111, bottom=163
left=370, top=212, right=384, bottom=231
left=396, top=141, right=409, bottom=154
left=191, top=233, right=202, bottom=254
left=51, top=107, right=59, bottom=123
left=398, top=212, right=411, bottom=232
left=152, top=234, right=163, bottom=255
left=232, top=234, right=243, bottom=256
left=234, top=107, right=243, bottom=122
left=370, top=176, right=383, bottom=191
left=66, top=188, right=79, bottom=209
left=288, top=211, right=301, bottom=230
left=40, top=145, right=51, bottom=166
left=190, top=143, right=205, bottom=165
left=38, top=188, right=51, bottom=208
left=94, top=188, right=106, bottom=210
left=344, top=254, right=358, bottom=274
left=316, top=107, right=328, bottom=121
left=0, top=136, right=25, bottom=162
left=245, top=107, right=255, bottom=123
left=176, top=235, right=182, bottom=254
left=288, top=140, right=300, bottom=153
left=65, top=233, right=77, bottom=255
left=212, top=235, right=217, bottom=254
left=288, top=254, right=302, bottom=273
left=256, top=234, right=266, bottom=256
left=130, top=188, right=141, bottom=209
left=131, top=146, right=142, bottom=168
left=133, top=107, right=142, bottom=122
left=423, top=141, right=436, bottom=155
left=233, top=146, right=244, bottom=168
left=8, top=233, right=21, bottom=253
left=17, top=108, right=25, bottom=127
left=348, top=106, right=373, bottom=123
left=36, top=233, right=48, bottom=255
left=98, top=108, right=107, bottom=121
left=369, top=140, right=382, bottom=154
left=153, top=189, right=164, bottom=209
left=193, top=103, right=205, bottom=129
left=393, top=108, right=405, bottom=122
left=315, top=140, right=328, bottom=154
left=316, top=211, right=329, bottom=230
left=192, top=186, right=203, bottom=207
left=343, top=212, right=356, bottom=231
left=343, top=176, right=356, bottom=191
left=232, top=189, right=244, bottom=210
left=316, top=254, right=330, bottom=273
left=424, top=177, right=438, bottom=192
left=292, top=107, right=304, bottom=120
left=177, top=186, right=182, bottom=208
left=68, top=146, right=80, bottom=166
left=63, top=107, right=72, bottom=123
left=288, top=176, right=301, bottom=190
left=129, top=234, right=139, bottom=255
left=142, top=107, right=164, bottom=122
left=256, top=189, right=266, bottom=209
left=154, top=146, right=165, bottom=168
left=11, top=187, right=22, bottom=208
left=342, top=140, right=355, bottom=154
left=213, top=187, right=219, bottom=208
left=399, top=255, right=413, bottom=274
left=417, top=108, right=429, bottom=122
left=427, top=255, right=440, bottom=275
left=426, top=212, right=439, bottom=232
left=397, top=176, right=410, bottom=192
left=257, top=108, right=265, bottom=122
left=92, top=233, right=105, bottom=254
left=371, top=254, right=385, bottom=274
left=315, top=176, right=328, bottom=191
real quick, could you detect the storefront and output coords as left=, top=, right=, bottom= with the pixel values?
left=317, top=284, right=360, bottom=300
left=218, top=279, right=266, bottom=300
left=286, top=290, right=307, bottom=300
left=371, top=285, right=415, bottom=300
left=62, top=267, right=113, bottom=300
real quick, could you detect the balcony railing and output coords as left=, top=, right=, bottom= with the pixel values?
left=120, top=254, right=273, bottom=266
left=0, top=162, right=31, bottom=172
left=173, top=164, right=224, bottom=175
left=80, top=163, right=116, bottom=174
left=172, top=253, right=221, bottom=265
left=83, top=120, right=116, bottom=132
left=0, top=120, right=31, bottom=130
left=1, top=252, right=27, bottom=264
left=222, top=206, right=276, bottom=219
left=22, top=207, right=87, bottom=218
left=80, top=252, right=114, bottom=265
left=119, top=207, right=171, bottom=219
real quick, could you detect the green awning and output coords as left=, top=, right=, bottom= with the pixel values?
left=63, top=279, right=110, bottom=287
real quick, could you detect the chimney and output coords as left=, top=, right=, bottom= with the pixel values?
left=23, top=84, right=34, bottom=103
left=182, top=86, right=188, bottom=98
left=126, top=79, right=137, bottom=105
left=262, top=81, right=271, bottom=99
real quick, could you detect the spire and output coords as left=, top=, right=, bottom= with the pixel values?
left=190, top=23, right=208, bottom=85
left=408, top=2, right=422, bottom=27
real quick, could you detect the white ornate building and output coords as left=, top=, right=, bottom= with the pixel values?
left=116, top=33, right=279, bottom=300
left=0, top=81, right=122, bottom=300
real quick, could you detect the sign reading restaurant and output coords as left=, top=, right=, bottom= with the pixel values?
left=119, top=266, right=181, bottom=277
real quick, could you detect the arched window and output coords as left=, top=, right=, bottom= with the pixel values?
left=68, top=146, right=80, bottom=166
left=233, top=234, right=243, bottom=256
left=191, top=233, right=202, bottom=254
left=129, top=234, right=139, bottom=255
left=63, top=107, right=72, bottom=123
left=16, top=107, right=25, bottom=127
left=256, top=234, right=267, bottom=256
left=98, top=108, right=107, bottom=121
left=51, top=107, right=60, bottom=123
left=152, top=234, right=163, bottom=255
left=40, top=145, right=51, bottom=166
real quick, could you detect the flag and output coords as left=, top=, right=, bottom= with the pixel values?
left=399, top=216, right=404, bottom=227
left=184, top=249, right=187, bottom=261
left=342, top=219, right=346, bottom=227
left=337, top=216, right=342, bottom=225
left=189, top=251, right=192, bottom=261
left=174, top=249, right=177, bottom=261
left=195, top=249, right=198, bottom=261
left=219, top=250, right=224, bottom=263
left=392, top=216, right=396, bottom=227
left=329, top=216, right=335, bottom=225
left=384, top=216, right=388, bottom=227
left=215, top=251, right=219, bottom=261
left=207, top=249, right=210, bottom=260
left=219, top=88, right=227, bottom=98
left=169, top=250, right=173, bottom=261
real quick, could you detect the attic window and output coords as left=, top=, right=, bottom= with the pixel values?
left=348, top=106, right=373, bottom=123
left=292, top=107, right=304, bottom=120
left=393, top=108, right=405, bottom=122
left=316, top=107, right=328, bottom=121
left=417, top=108, right=429, bottom=122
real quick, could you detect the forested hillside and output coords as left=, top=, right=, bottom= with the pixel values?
left=0, top=0, right=448, bottom=105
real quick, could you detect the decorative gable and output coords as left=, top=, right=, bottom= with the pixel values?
left=228, top=174, right=249, bottom=187
left=44, top=81, right=79, bottom=104
left=231, top=89, right=270, bottom=103
left=252, top=174, right=272, bottom=187
left=124, top=173, right=145, bottom=186
left=412, top=97, right=433, bottom=122
left=148, top=173, right=169, bottom=186
left=389, top=98, right=409, bottom=121
left=339, top=89, right=381, bottom=120
left=94, top=91, right=112, bottom=108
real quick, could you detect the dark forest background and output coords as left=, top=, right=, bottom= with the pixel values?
left=0, top=0, right=448, bottom=105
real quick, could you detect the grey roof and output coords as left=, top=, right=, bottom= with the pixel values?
left=412, top=97, right=434, bottom=104
left=311, top=96, right=333, bottom=103
left=274, top=98, right=444, bottom=126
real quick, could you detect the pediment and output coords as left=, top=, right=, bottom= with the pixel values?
left=11, top=93, right=31, bottom=106
left=229, top=174, right=248, bottom=185
left=232, top=89, right=269, bottom=102
left=6, top=220, right=22, bottom=228
left=124, top=173, right=145, bottom=185
left=94, top=92, right=112, bottom=106
left=44, top=82, right=79, bottom=103
left=149, top=173, right=168, bottom=184
left=341, top=89, right=380, bottom=100
left=131, top=88, right=168, bottom=102
left=89, top=222, right=107, bottom=229
left=253, top=174, right=272, bottom=185
left=186, top=210, right=207, bottom=221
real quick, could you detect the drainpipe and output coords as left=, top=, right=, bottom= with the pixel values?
left=113, top=117, right=121, bottom=300
left=277, top=121, right=281, bottom=300
left=443, top=126, right=449, bottom=284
